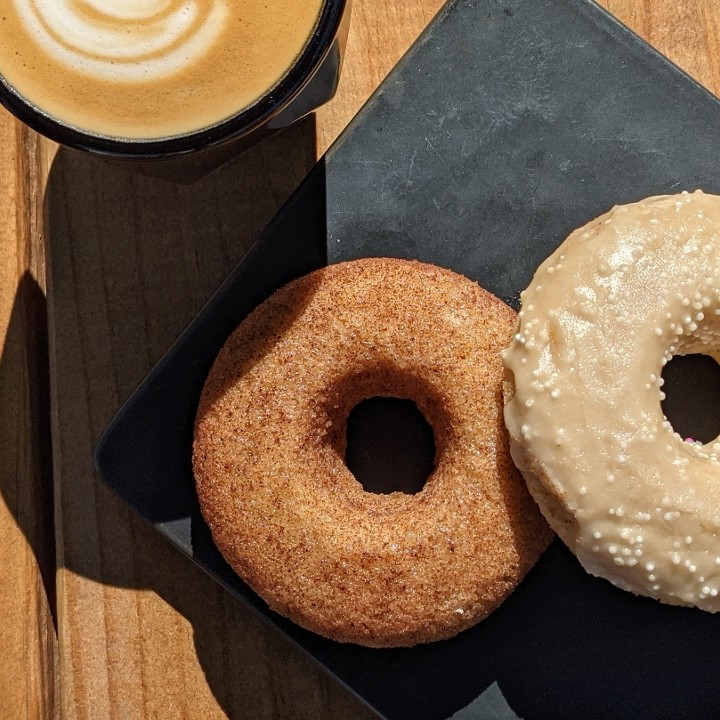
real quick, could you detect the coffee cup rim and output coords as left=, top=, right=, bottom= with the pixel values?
left=0, top=0, right=348, bottom=159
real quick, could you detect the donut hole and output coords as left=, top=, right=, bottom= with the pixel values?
left=345, top=397, right=436, bottom=495
left=661, top=353, right=720, bottom=443
left=322, top=365, right=452, bottom=496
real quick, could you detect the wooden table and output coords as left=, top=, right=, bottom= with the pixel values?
left=1, top=1, right=719, bottom=717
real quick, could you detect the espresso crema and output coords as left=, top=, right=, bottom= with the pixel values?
left=0, top=0, right=325, bottom=139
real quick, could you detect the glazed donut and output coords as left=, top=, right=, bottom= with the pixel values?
left=503, top=190, right=720, bottom=611
left=193, top=258, right=552, bottom=647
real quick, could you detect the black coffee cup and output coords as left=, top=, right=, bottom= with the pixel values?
left=0, top=0, right=351, bottom=163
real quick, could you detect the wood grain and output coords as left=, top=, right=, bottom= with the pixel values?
left=0, top=118, right=57, bottom=718
left=1, top=1, right=720, bottom=719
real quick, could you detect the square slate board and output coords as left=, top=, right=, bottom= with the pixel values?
left=95, top=0, right=720, bottom=718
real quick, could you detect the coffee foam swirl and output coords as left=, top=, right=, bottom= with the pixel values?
left=13, top=0, right=228, bottom=82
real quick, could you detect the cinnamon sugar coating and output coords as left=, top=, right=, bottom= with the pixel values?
left=193, top=258, right=552, bottom=647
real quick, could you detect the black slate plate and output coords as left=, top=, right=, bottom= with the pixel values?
left=94, top=1, right=720, bottom=718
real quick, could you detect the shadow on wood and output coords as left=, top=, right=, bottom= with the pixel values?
left=0, top=271, right=57, bottom=718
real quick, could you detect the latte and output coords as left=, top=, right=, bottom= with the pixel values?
left=0, top=0, right=325, bottom=139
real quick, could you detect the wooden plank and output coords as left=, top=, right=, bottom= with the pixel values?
left=0, top=118, right=58, bottom=717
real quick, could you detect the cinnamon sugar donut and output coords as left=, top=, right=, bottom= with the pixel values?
left=193, top=258, right=552, bottom=647
left=503, top=191, right=720, bottom=611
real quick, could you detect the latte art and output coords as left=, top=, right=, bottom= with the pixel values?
left=15, top=0, right=228, bottom=81
left=0, top=0, right=325, bottom=138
